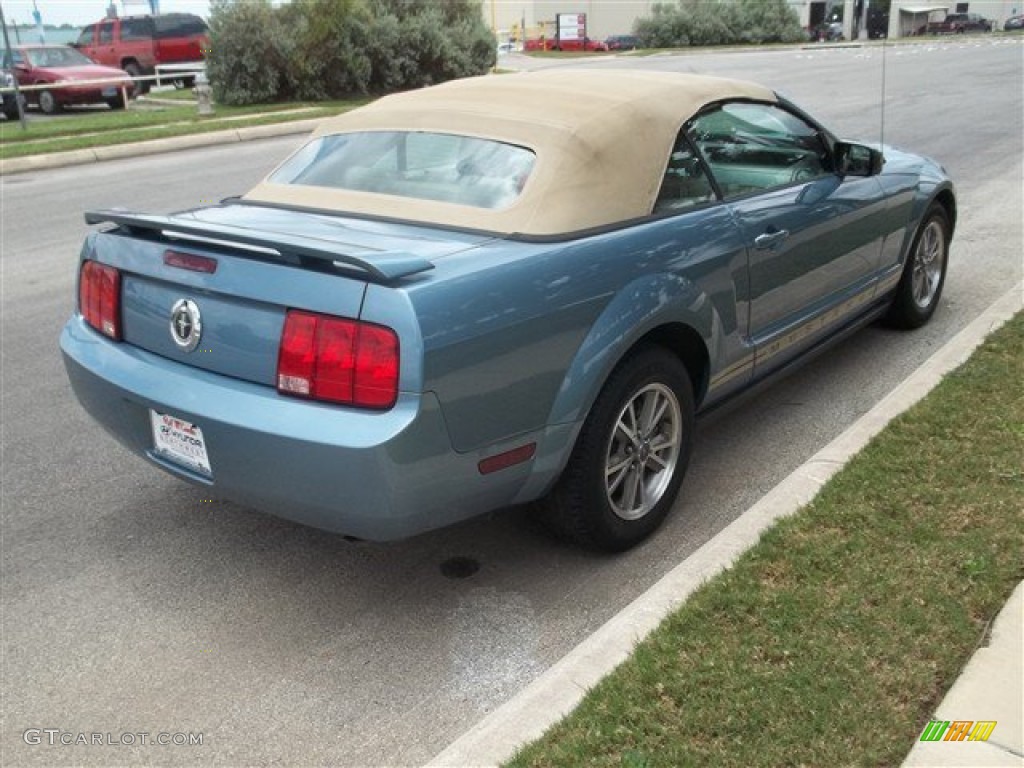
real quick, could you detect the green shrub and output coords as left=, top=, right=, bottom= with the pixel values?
left=634, top=0, right=805, bottom=48
left=208, top=0, right=496, bottom=106
left=206, top=0, right=286, bottom=105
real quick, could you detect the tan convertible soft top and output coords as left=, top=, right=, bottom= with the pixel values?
left=244, top=69, right=776, bottom=236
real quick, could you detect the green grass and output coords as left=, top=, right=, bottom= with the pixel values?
left=509, top=312, right=1024, bottom=768
left=141, top=87, right=201, bottom=102
left=0, top=98, right=368, bottom=160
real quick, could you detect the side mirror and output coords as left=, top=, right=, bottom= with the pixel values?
left=835, top=141, right=884, bottom=177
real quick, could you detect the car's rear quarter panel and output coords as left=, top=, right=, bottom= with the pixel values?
left=406, top=206, right=751, bottom=457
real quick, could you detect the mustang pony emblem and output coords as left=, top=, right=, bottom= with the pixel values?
left=169, top=299, right=202, bottom=352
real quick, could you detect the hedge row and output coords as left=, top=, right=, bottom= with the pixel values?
left=635, top=0, right=808, bottom=48
left=206, top=0, right=496, bottom=106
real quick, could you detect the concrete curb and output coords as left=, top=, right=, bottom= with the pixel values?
left=426, top=283, right=1024, bottom=768
left=0, top=117, right=323, bottom=176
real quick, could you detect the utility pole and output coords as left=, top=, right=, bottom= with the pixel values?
left=0, top=2, right=27, bottom=129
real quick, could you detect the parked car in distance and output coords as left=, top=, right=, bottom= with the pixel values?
left=1004, top=14, right=1024, bottom=30
left=556, top=36, right=608, bottom=51
left=73, top=13, right=208, bottom=92
left=523, top=36, right=607, bottom=51
left=605, top=34, right=640, bottom=50
left=61, top=70, right=956, bottom=551
left=3, top=45, right=134, bottom=113
left=927, top=12, right=993, bottom=33
left=810, top=21, right=845, bottom=41
left=1, top=66, right=20, bottom=120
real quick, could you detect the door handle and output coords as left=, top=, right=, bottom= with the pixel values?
left=754, top=228, right=790, bottom=250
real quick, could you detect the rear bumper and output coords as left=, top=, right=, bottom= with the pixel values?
left=60, top=317, right=533, bottom=540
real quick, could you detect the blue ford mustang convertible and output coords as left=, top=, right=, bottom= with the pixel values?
left=61, top=70, right=955, bottom=551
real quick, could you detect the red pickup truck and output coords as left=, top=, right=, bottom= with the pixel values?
left=73, top=13, right=209, bottom=92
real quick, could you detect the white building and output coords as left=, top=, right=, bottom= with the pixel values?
left=887, top=0, right=1020, bottom=36
left=484, top=0, right=1022, bottom=43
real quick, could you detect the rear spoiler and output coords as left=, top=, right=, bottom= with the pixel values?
left=84, top=209, right=435, bottom=282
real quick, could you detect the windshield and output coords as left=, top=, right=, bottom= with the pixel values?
left=25, top=47, right=95, bottom=68
left=269, top=132, right=536, bottom=210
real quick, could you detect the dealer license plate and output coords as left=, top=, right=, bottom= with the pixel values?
left=102, top=86, right=118, bottom=97
left=150, top=410, right=212, bottom=476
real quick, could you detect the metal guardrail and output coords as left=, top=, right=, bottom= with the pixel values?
left=1, top=76, right=133, bottom=94
left=0, top=63, right=205, bottom=94
left=1, top=65, right=210, bottom=127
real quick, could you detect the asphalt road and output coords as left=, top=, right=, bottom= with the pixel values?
left=3, top=39, right=1022, bottom=767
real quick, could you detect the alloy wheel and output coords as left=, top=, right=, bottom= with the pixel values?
left=604, top=382, right=682, bottom=521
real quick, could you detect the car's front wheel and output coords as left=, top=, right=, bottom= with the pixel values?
left=37, top=89, right=60, bottom=115
left=543, top=345, right=695, bottom=551
left=124, top=62, right=149, bottom=94
left=885, top=203, right=950, bottom=329
left=106, top=92, right=127, bottom=110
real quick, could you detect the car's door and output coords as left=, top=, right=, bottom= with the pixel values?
left=687, top=101, right=887, bottom=375
left=94, top=20, right=117, bottom=67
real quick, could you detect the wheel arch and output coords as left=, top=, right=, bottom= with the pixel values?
left=898, top=181, right=956, bottom=268
left=513, top=274, right=719, bottom=507
left=637, top=323, right=710, bottom=406
left=933, top=187, right=957, bottom=237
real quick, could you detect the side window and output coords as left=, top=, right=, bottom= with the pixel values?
left=122, top=19, right=153, bottom=41
left=688, top=102, right=829, bottom=199
left=77, top=26, right=95, bottom=46
left=654, top=131, right=717, bottom=213
left=99, top=21, right=115, bottom=44
left=154, top=16, right=207, bottom=38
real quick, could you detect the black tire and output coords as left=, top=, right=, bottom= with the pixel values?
left=37, top=89, right=60, bottom=115
left=124, top=62, right=149, bottom=94
left=2, top=99, right=19, bottom=121
left=106, top=92, right=127, bottom=110
left=542, top=344, right=696, bottom=552
left=885, top=204, right=951, bottom=329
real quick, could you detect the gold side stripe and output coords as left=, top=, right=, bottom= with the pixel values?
left=710, top=355, right=754, bottom=389
left=755, top=282, right=880, bottom=367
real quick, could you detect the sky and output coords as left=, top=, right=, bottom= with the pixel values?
left=2, top=0, right=213, bottom=27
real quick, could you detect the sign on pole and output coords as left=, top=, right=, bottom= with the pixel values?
left=555, top=12, right=586, bottom=45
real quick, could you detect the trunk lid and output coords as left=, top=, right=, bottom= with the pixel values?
left=88, top=203, right=489, bottom=388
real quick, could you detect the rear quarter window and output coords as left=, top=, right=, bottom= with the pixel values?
left=154, top=15, right=208, bottom=38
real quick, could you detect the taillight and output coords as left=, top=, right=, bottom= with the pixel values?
left=277, top=310, right=399, bottom=409
left=79, top=261, right=121, bottom=340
